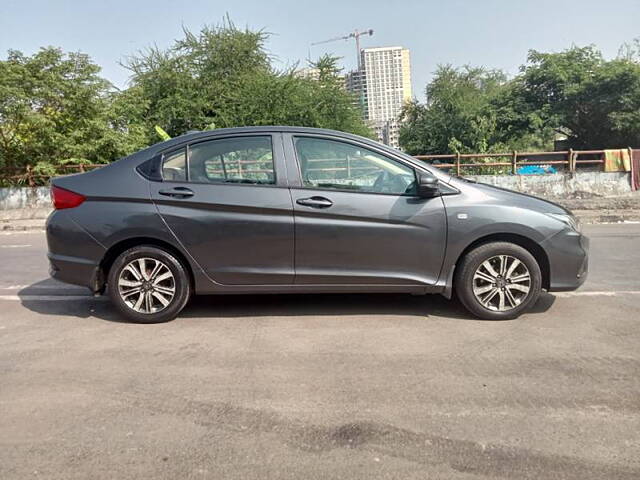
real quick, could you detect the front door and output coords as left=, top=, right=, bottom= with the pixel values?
left=287, top=135, right=446, bottom=285
left=149, top=134, right=294, bottom=285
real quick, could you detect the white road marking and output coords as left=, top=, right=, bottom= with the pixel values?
left=0, top=285, right=81, bottom=290
left=0, top=244, right=32, bottom=248
left=0, top=231, right=42, bottom=236
left=554, top=290, right=640, bottom=297
left=0, top=295, right=105, bottom=301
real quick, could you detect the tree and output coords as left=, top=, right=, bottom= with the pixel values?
left=0, top=47, right=142, bottom=174
left=398, top=65, right=509, bottom=155
left=517, top=46, right=640, bottom=149
left=400, top=45, right=640, bottom=154
left=124, top=20, right=371, bottom=141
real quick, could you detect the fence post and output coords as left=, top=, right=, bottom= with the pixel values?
left=26, top=165, right=35, bottom=187
left=512, top=151, right=518, bottom=175
left=568, top=149, right=575, bottom=173
left=456, top=152, right=461, bottom=176
left=79, top=164, right=85, bottom=173
left=629, top=147, right=634, bottom=190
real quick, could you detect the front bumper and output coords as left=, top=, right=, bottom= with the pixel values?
left=541, top=229, right=589, bottom=292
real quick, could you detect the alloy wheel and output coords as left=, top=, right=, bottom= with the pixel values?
left=472, top=255, right=531, bottom=312
left=118, top=257, right=176, bottom=314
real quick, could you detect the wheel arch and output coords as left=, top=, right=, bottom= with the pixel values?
left=448, top=233, right=550, bottom=296
left=99, top=237, right=195, bottom=292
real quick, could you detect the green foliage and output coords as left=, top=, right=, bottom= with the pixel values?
left=0, top=47, right=142, bottom=172
left=518, top=46, right=640, bottom=149
left=124, top=21, right=371, bottom=141
left=400, top=45, right=640, bottom=154
left=0, top=20, right=370, bottom=182
left=399, top=65, right=509, bottom=155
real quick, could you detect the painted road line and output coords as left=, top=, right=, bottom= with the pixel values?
left=554, top=290, right=640, bottom=297
left=0, top=285, right=85, bottom=290
left=0, top=295, right=105, bottom=301
left=0, top=244, right=32, bottom=248
left=0, top=231, right=43, bottom=236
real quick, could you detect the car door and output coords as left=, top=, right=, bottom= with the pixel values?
left=284, top=134, right=447, bottom=285
left=149, top=133, right=294, bottom=285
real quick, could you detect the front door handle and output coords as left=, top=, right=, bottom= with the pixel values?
left=296, top=196, right=333, bottom=209
left=158, top=186, right=194, bottom=198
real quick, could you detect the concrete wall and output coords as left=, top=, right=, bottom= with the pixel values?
left=0, top=186, right=51, bottom=210
left=465, top=172, right=632, bottom=198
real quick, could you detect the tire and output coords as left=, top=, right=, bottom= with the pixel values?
left=454, top=242, right=542, bottom=320
left=107, top=245, right=191, bottom=323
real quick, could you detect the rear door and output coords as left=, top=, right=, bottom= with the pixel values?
left=149, top=133, right=294, bottom=285
left=284, top=134, right=447, bottom=285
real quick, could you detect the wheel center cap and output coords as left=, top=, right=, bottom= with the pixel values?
left=496, top=278, right=507, bottom=288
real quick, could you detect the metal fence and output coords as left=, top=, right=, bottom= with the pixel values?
left=414, top=148, right=634, bottom=176
left=0, top=164, right=106, bottom=187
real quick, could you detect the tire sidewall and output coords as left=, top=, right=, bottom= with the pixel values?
left=108, top=246, right=190, bottom=323
left=456, top=242, right=542, bottom=320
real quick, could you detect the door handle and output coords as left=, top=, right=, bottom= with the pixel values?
left=296, top=196, right=333, bottom=208
left=158, top=187, right=194, bottom=198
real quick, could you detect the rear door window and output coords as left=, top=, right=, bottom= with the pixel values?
left=188, top=136, right=275, bottom=185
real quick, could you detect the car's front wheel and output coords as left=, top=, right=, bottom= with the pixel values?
left=107, top=246, right=191, bottom=323
left=455, top=242, right=542, bottom=320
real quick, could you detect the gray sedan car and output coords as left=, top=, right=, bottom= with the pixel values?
left=46, top=127, right=588, bottom=322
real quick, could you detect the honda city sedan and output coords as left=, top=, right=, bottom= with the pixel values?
left=46, top=127, right=588, bottom=322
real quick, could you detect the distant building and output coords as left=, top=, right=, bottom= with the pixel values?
left=346, top=46, right=413, bottom=149
left=344, top=69, right=368, bottom=116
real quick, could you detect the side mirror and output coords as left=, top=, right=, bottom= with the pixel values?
left=416, top=173, right=440, bottom=198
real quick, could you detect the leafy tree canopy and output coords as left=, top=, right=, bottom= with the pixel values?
left=0, top=19, right=371, bottom=177
left=124, top=19, right=371, bottom=142
left=0, top=47, right=142, bottom=173
left=400, top=44, right=640, bottom=154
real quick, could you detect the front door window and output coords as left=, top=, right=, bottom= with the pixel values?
left=294, top=136, right=416, bottom=195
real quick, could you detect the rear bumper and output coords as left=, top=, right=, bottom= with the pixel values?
left=541, top=229, right=589, bottom=292
left=46, top=210, right=105, bottom=292
left=48, top=253, right=101, bottom=291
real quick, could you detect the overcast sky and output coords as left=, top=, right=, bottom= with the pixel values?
left=2, top=0, right=639, bottom=99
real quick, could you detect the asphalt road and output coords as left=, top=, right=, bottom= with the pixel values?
left=1, top=224, right=639, bottom=479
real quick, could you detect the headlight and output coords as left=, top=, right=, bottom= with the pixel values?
left=546, top=213, right=581, bottom=232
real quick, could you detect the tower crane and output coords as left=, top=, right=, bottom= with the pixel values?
left=311, top=28, right=374, bottom=70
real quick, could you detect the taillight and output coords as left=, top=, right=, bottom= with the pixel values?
left=51, top=185, right=86, bottom=210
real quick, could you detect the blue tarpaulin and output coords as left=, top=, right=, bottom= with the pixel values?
left=517, top=165, right=557, bottom=175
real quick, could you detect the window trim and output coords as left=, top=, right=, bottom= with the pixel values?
left=159, top=134, right=280, bottom=187
left=291, top=135, right=419, bottom=197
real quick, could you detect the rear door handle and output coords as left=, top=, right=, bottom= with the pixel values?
left=296, top=196, right=333, bottom=209
left=158, top=187, right=194, bottom=198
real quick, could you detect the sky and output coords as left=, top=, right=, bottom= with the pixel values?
left=1, top=0, right=639, bottom=99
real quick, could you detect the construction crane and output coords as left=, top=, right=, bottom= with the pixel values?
left=311, top=29, right=374, bottom=70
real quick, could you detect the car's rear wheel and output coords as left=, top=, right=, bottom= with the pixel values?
left=455, top=242, right=542, bottom=320
left=107, top=246, right=190, bottom=323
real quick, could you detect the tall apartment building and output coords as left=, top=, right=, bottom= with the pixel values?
left=347, top=46, right=412, bottom=149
